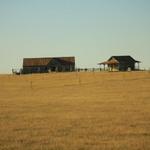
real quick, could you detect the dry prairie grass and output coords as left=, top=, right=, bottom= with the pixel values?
left=0, top=71, right=150, bottom=150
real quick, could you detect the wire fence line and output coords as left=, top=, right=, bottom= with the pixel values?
left=12, top=68, right=104, bottom=75
left=12, top=67, right=148, bottom=75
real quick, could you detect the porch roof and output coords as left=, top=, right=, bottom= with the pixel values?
left=98, top=59, right=119, bottom=65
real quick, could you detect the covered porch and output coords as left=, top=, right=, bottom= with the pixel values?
left=98, top=59, right=119, bottom=71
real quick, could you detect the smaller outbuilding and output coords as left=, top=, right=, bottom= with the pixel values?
left=98, top=55, right=140, bottom=71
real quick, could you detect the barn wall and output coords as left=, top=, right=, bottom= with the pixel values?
left=23, top=64, right=75, bottom=74
left=23, top=66, right=48, bottom=74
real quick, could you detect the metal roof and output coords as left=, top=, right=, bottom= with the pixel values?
left=23, top=57, right=75, bottom=67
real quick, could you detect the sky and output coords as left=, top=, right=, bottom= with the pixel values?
left=0, top=0, right=150, bottom=73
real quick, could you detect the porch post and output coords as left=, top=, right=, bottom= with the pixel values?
left=138, top=63, right=140, bottom=70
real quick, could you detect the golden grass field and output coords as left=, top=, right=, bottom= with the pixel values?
left=0, top=71, right=150, bottom=150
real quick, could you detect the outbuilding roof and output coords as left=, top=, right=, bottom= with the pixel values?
left=109, top=55, right=140, bottom=63
left=99, top=55, right=140, bottom=65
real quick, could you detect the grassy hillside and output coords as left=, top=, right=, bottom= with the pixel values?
left=0, top=71, right=150, bottom=150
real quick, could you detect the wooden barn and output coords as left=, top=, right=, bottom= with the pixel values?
left=22, top=56, right=75, bottom=74
left=99, top=55, right=140, bottom=71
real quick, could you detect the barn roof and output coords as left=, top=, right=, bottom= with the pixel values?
left=23, top=57, right=75, bottom=67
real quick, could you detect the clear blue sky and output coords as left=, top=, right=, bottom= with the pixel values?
left=0, top=0, right=150, bottom=73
